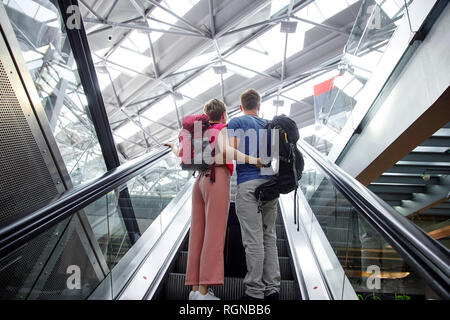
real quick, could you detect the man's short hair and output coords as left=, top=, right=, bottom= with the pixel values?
left=204, top=98, right=227, bottom=121
left=240, top=89, right=261, bottom=110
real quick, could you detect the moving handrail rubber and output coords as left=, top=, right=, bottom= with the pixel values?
left=297, top=139, right=450, bottom=299
left=0, top=147, right=172, bottom=258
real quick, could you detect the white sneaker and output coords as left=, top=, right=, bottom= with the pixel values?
left=189, top=291, right=199, bottom=300
left=194, top=288, right=220, bottom=300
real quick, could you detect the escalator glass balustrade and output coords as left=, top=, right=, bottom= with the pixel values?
left=295, top=140, right=449, bottom=300
left=0, top=150, right=191, bottom=300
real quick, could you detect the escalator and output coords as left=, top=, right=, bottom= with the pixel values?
left=289, top=140, right=450, bottom=300
left=0, top=142, right=448, bottom=300
left=156, top=202, right=301, bottom=300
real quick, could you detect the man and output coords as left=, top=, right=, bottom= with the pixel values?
left=227, top=89, right=281, bottom=300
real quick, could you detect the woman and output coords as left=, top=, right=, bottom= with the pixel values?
left=165, top=99, right=260, bottom=300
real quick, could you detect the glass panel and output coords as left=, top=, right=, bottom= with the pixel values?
left=298, top=149, right=442, bottom=300
left=299, top=0, right=413, bottom=155
left=0, top=149, right=192, bottom=299
left=0, top=196, right=113, bottom=300
left=107, top=151, right=191, bottom=297
left=3, top=0, right=107, bottom=185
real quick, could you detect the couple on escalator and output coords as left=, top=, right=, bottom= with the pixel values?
left=165, top=89, right=281, bottom=300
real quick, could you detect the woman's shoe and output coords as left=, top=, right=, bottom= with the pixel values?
left=189, top=291, right=199, bottom=300
left=195, top=288, right=220, bottom=300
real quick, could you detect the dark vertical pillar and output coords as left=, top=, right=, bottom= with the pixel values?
left=56, top=0, right=140, bottom=244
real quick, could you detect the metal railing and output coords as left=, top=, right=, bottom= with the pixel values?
left=0, top=147, right=171, bottom=258
left=297, top=139, right=450, bottom=299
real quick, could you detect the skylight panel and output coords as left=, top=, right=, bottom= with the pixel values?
left=151, top=7, right=178, bottom=26
left=108, top=47, right=152, bottom=74
left=177, top=50, right=217, bottom=72
left=34, top=4, right=58, bottom=23
left=375, top=0, right=403, bottom=19
left=257, top=27, right=285, bottom=65
left=295, top=0, right=354, bottom=32
left=165, top=0, right=200, bottom=17
left=96, top=67, right=121, bottom=91
left=141, top=96, right=174, bottom=122
left=314, top=0, right=349, bottom=21
left=226, top=46, right=273, bottom=75
left=224, top=62, right=254, bottom=78
left=178, top=67, right=231, bottom=98
left=7, top=0, right=38, bottom=19
left=115, top=122, right=142, bottom=143
left=294, top=3, right=324, bottom=31
left=260, top=98, right=279, bottom=120
left=126, top=31, right=151, bottom=53
left=270, top=0, right=292, bottom=16
left=286, top=27, right=305, bottom=58
left=345, top=0, right=360, bottom=5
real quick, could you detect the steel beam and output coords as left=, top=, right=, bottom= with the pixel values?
left=223, top=59, right=280, bottom=81
left=208, top=0, right=215, bottom=38
left=144, top=0, right=207, bottom=36
left=83, top=18, right=207, bottom=38
left=291, top=16, right=351, bottom=36
left=105, top=0, right=119, bottom=20
left=79, top=0, right=104, bottom=21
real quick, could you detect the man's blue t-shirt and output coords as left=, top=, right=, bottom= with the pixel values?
left=228, top=114, right=269, bottom=185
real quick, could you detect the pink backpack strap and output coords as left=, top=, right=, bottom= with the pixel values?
left=213, top=123, right=227, bottom=131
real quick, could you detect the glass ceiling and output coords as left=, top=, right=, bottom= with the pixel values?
left=85, top=0, right=365, bottom=153
left=5, top=0, right=412, bottom=160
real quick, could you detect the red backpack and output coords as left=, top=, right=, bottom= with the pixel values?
left=179, top=114, right=226, bottom=183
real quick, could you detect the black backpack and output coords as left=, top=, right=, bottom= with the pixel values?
left=255, top=115, right=304, bottom=230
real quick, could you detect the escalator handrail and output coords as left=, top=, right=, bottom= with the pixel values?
left=297, top=139, right=450, bottom=299
left=0, top=147, right=172, bottom=258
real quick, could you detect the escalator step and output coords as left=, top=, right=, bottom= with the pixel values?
left=174, top=251, right=293, bottom=280
left=163, top=273, right=299, bottom=300
left=277, top=239, right=289, bottom=257
left=276, top=224, right=285, bottom=239
left=182, top=237, right=288, bottom=256
left=184, top=225, right=287, bottom=251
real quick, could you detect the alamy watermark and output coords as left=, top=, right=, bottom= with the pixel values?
left=66, top=265, right=81, bottom=290
left=66, top=5, right=82, bottom=30
left=367, top=4, right=382, bottom=30
left=366, top=265, right=381, bottom=290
